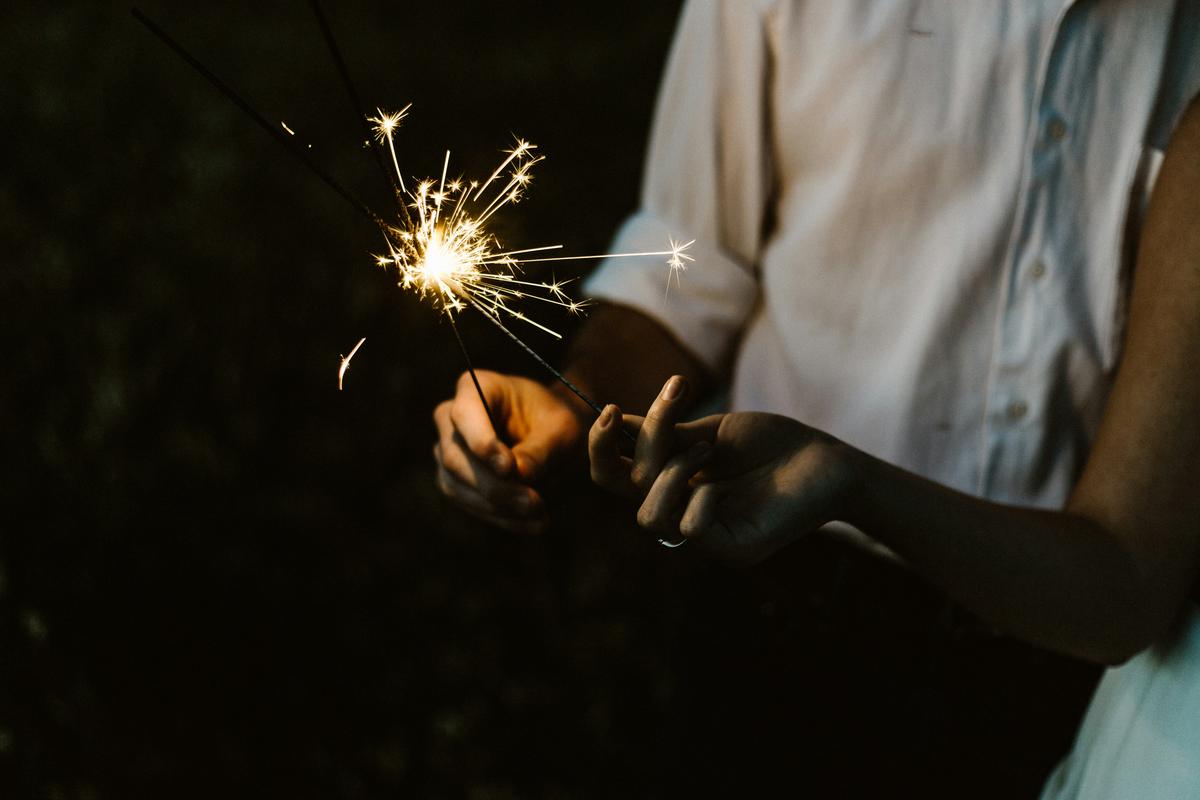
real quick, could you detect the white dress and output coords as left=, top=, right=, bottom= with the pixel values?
left=583, top=2, right=1200, bottom=795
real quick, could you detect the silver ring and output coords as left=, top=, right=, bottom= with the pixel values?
left=657, top=537, right=687, bottom=549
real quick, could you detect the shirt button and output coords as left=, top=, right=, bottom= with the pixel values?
left=1030, top=260, right=1046, bottom=279
left=1048, top=118, right=1068, bottom=142
left=1007, top=400, right=1029, bottom=420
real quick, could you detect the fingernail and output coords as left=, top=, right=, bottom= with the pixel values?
left=689, top=441, right=711, bottom=459
left=598, top=406, right=612, bottom=428
left=662, top=376, right=684, bottom=401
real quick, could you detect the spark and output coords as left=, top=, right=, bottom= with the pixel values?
left=368, top=109, right=695, bottom=339
left=281, top=120, right=296, bottom=135
left=665, top=237, right=695, bottom=293
left=337, top=336, right=367, bottom=390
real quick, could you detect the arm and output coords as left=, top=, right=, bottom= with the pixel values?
left=595, top=96, right=1200, bottom=664
left=560, top=302, right=711, bottom=416
left=854, top=97, right=1200, bottom=663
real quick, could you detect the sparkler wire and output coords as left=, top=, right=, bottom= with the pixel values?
left=464, top=296, right=637, bottom=445
left=447, top=315, right=504, bottom=439
left=131, top=8, right=387, bottom=231
left=307, top=0, right=410, bottom=224
left=134, top=7, right=644, bottom=450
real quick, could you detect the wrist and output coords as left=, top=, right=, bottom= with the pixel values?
left=827, top=438, right=875, bottom=527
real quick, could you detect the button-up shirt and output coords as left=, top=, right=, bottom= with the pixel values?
left=584, top=0, right=1199, bottom=510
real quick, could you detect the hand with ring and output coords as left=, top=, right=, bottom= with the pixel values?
left=587, top=375, right=857, bottom=564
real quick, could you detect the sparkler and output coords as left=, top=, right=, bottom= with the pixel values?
left=363, top=111, right=689, bottom=429
left=132, top=8, right=691, bottom=438
left=135, top=6, right=691, bottom=546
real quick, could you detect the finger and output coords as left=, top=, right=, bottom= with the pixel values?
left=680, top=482, right=722, bottom=541
left=450, top=370, right=515, bottom=476
left=435, top=437, right=542, bottom=515
left=637, top=441, right=713, bottom=534
left=630, top=375, right=690, bottom=493
left=589, top=405, right=638, bottom=496
left=673, top=414, right=723, bottom=449
left=509, top=404, right=576, bottom=483
left=435, top=460, right=548, bottom=534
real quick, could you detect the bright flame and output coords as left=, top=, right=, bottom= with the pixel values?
left=365, top=108, right=692, bottom=339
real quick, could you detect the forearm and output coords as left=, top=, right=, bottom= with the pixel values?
left=556, top=302, right=712, bottom=418
left=842, top=449, right=1154, bottom=664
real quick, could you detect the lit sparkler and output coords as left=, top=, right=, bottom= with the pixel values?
left=366, top=110, right=689, bottom=342
left=132, top=7, right=690, bottom=436
left=135, top=5, right=689, bottom=544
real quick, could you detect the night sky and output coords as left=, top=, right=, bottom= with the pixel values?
left=3, top=3, right=1098, bottom=797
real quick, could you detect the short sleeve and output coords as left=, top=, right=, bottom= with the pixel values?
left=583, top=0, right=776, bottom=374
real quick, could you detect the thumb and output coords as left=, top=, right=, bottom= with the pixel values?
left=509, top=404, right=582, bottom=483
left=674, top=414, right=723, bottom=448
left=511, top=429, right=560, bottom=483
left=451, top=370, right=516, bottom=475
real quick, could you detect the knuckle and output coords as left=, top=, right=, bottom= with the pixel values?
left=447, top=399, right=466, bottom=428
left=636, top=505, right=657, bottom=530
left=433, top=401, right=450, bottom=427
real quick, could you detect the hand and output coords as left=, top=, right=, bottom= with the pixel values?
left=433, top=370, right=587, bottom=534
left=589, top=376, right=856, bottom=564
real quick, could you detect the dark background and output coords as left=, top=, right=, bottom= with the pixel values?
left=2, top=3, right=1099, bottom=798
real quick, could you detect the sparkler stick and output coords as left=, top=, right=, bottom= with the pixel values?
left=131, top=9, right=387, bottom=231
left=446, top=315, right=504, bottom=436
left=135, top=8, right=681, bottom=451
left=464, top=295, right=636, bottom=444
left=308, top=0, right=410, bottom=225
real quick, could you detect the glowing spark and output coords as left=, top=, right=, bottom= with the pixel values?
left=666, top=237, right=695, bottom=293
left=337, top=336, right=367, bottom=390
left=281, top=120, right=296, bottom=135
left=367, top=108, right=693, bottom=339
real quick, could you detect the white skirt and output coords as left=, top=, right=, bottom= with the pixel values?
left=1041, top=603, right=1200, bottom=799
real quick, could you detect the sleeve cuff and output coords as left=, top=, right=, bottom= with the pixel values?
left=582, top=211, right=759, bottom=374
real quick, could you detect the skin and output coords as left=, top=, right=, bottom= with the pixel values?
left=431, top=304, right=708, bottom=534
left=435, top=96, right=1200, bottom=665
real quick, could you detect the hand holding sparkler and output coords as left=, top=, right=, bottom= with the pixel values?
left=433, top=370, right=589, bottom=534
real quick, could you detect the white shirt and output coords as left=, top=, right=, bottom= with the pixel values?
left=583, top=1, right=1200, bottom=796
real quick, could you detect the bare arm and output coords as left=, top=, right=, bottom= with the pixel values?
left=850, top=97, right=1200, bottom=663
